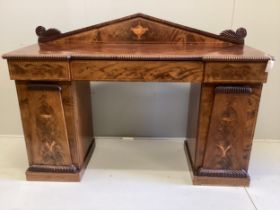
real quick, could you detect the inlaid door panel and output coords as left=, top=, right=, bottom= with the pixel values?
left=199, top=85, right=259, bottom=178
left=27, top=83, right=72, bottom=166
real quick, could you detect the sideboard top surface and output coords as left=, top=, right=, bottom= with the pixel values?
left=2, top=43, right=271, bottom=62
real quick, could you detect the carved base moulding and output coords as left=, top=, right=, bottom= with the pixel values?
left=26, top=138, right=95, bottom=182
left=184, top=141, right=250, bottom=186
left=192, top=174, right=250, bottom=187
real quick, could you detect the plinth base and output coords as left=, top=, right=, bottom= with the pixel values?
left=184, top=140, right=250, bottom=187
left=26, top=139, right=95, bottom=182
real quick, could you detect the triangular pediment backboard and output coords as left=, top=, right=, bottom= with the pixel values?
left=36, top=13, right=247, bottom=45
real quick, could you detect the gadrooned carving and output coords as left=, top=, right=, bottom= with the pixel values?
left=28, top=164, right=78, bottom=173
left=198, top=168, right=248, bottom=178
left=215, top=86, right=252, bottom=94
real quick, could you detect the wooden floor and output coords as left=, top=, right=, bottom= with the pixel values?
left=0, top=136, right=279, bottom=210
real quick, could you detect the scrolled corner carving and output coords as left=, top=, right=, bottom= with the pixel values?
left=219, top=27, right=247, bottom=44
left=35, top=26, right=61, bottom=43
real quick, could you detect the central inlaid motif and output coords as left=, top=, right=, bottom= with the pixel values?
left=131, top=23, right=148, bottom=40
left=216, top=144, right=231, bottom=158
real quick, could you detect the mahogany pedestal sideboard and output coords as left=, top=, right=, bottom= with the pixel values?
left=2, top=14, right=273, bottom=186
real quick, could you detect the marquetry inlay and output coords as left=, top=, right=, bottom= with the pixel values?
left=131, top=22, right=148, bottom=40
left=216, top=144, right=232, bottom=158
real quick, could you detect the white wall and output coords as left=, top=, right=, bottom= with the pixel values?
left=0, top=0, right=279, bottom=138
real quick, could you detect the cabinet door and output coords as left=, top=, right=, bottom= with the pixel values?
left=199, top=85, right=260, bottom=178
left=26, top=83, right=72, bottom=166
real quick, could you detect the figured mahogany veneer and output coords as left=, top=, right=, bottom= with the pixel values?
left=8, top=61, right=70, bottom=81
left=2, top=13, right=273, bottom=186
left=71, top=61, right=203, bottom=82
left=204, top=62, right=267, bottom=83
left=201, top=86, right=259, bottom=175
left=27, top=83, right=72, bottom=166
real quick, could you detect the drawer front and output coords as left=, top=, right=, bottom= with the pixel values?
left=204, top=62, right=267, bottom=83
left=71, top=61, right=203, bottom=82
left=8, top=61, right=70, bottom=81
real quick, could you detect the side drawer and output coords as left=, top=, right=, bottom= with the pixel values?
left=70, top=61, right=203, bottom=82
left=8, top=60, right=70, bottom=81
left=204, top=62, right=268, bottom=83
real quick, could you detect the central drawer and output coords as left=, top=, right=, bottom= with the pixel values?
left=70, top=60, right=203, bottom=82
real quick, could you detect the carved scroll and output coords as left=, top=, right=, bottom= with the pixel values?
left=220, top=27, right=247, bottom=44
left=36, top=26, right=61, bottom=43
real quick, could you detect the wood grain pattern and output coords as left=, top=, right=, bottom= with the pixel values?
left=184, top=141, right=250, bottom=186
left=16, top=81, right=95, bottom=178
left=57, top=81, right=94, bottom=168
left=204, top=62, right=267, bottom=83
left=3, top=14, right=272, bottom=62
left=72, top=81, right=94, bottom=165
left=8, top=60, right=70, bottom=81
left=16, top=82, right=73, bottom=167
left=193, top=84, right=215, bottom=172
left=200, top=85, right=262, bottom=176
left=25, top=140, right=95, bottom=182
left=71, top=61, right=203, bottom=82
left=3, top=43, right=272, bottom=62
left=202, top=85, right=248, bottom=171
left=48, top=14, right=228, bottom=45
left=58, top=82, right=80, bottom=167
left=15, top=81, right=34, bottom=166
left=27, top=83, right=72, bottom=166
left=186, top=84, right=201, bottom=164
